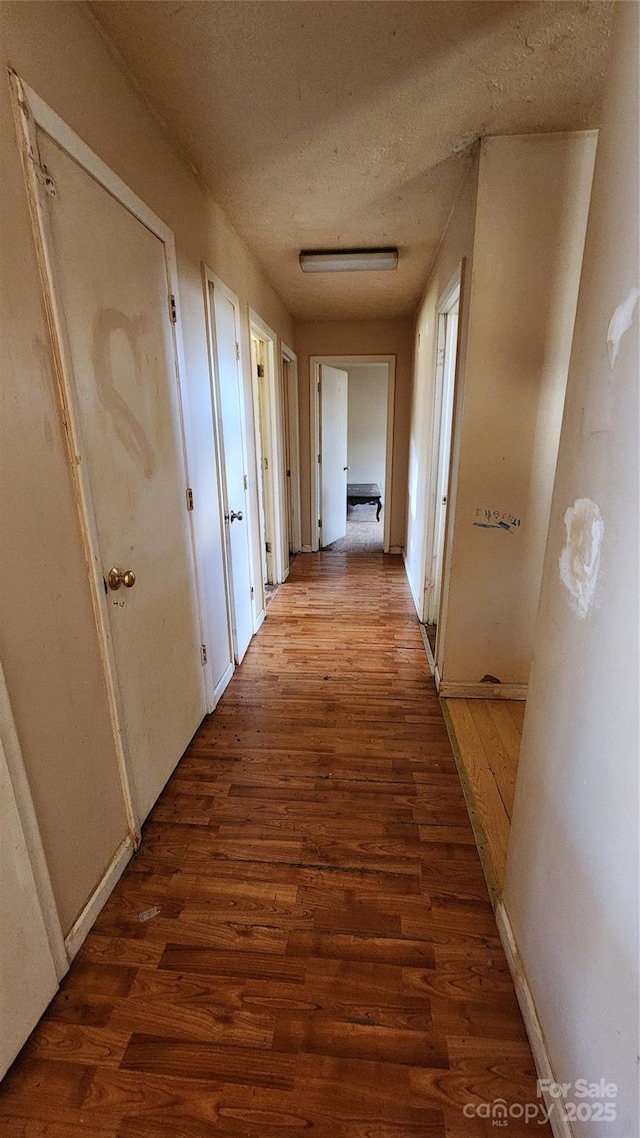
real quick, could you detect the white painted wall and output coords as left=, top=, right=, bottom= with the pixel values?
left=505, top=4, right=639, bottom=1133
left=440, top=131, right=596, bottom=690
left=347, top=365, right=388, bottom=488
left=406, top=133, right=596, bottom=691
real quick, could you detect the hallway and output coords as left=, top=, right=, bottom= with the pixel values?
left=1, top=554, right=545, bottom=1136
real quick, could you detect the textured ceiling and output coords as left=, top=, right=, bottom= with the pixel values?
left=89, top=0, right=613, bottom=321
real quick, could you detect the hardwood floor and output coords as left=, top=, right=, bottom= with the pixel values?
left=442, top=699, right=526, bottom=896
left=0, top=554, right=547, bottom=1137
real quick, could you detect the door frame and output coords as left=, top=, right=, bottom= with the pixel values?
left=249, top=311, right=289, bottom=584
left=421, top=264, right=465, bottom=677
left=281, top=343, right=302, bottom=555
left=309, top=355, right=396, bottom=553
left=202, top=267, right=249, bottom=685
left=10, top=73, right=209, bottom=846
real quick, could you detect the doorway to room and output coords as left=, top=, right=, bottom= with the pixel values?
left=310, top=355, right=395, bottom=554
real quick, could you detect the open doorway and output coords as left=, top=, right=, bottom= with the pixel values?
left=423, top=273, right=460, bottom=656
left=310, top=355, right=395, bottom=554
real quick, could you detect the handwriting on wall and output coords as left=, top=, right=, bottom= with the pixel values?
left=473, top=508, right=521, bottom=533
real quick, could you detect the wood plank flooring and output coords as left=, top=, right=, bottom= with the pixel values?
left=442, top=699, right=526, bottom=895
left=0, top=554, right=546, bottom=1137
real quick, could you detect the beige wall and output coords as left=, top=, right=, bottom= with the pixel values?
left=0, top=0, right=293, bottom=933
left=405, top=157, right=479, bottom=617
left=347, top=365, right=388, bottom=489
left=439, top=132, right=596, bottom=689
left=294, top=319, right=414, bottom=550
left=505, top=4, right=639, bottom=1131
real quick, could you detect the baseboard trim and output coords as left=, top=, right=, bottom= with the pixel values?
left=438, top=681, right=528, bottom=700
left=212, top=661, right=234, bottom=708
left=301, top=545, right=313, bottom=553
left=388, top=545, right=403, bottom=555
left=434, top=663, right=442, bottom=692
left=253, top=608, right=266, bottom=633
left=402, top=551, right=422, bottom=616
left=496, top=902, right=573, bottom=1138
left=64, top=834, right=134, bottom=962
left=419, top=623, right=436, bottom=676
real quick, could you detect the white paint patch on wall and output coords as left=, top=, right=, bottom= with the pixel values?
left=558, top=498, right=604, bottom=618
left=606, top=286, right=639, bottom=369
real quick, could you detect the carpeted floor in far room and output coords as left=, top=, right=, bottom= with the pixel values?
left=324, top=502, right=383, bottom=553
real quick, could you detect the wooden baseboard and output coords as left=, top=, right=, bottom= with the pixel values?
left=301, top=545, right=314, bottom=553
left=212, top=661, right=234, bottom=708
left=496, top=902, right=573, bottom=1138
left=388, top=545, right=403, bottom=555
left=438, top=681, right=527, bottom=700
left=64, top=835, right=134, bottom=962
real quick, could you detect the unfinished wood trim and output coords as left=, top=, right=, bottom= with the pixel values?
left=438, top=681, right=528, bottom=700
left=497, top=902, right=574, bottom=1138
left=63, top=836, right=134, bottom=962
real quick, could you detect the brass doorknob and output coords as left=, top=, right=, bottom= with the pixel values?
left=107, top=566, right=136, bottom=590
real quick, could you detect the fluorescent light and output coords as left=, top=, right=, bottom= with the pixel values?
left=299, top=248, right=398, bottom=273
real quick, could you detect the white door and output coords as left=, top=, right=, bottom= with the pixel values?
left=431, top=304, right=459, bottom=621
left=320, top=365, right=349, bottom=547
left=211, top=285, right=254, bottom=662
left=39, top=131, right=205, bottom=824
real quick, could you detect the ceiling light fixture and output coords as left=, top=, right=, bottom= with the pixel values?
left=299, top=248, right=398, bottom=273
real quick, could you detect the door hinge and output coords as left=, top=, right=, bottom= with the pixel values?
left=263, top=457, right=269, bottom=471
left=318, top=519, right=322, bottom=528
left=286, top=469, right=291, bottom=477
left=265, top=541, right=272, bottom=554
left=243, top=473, right=248, bottom=490
left=257, top=363, right=265, bottom=378
left=236, top=342, right=240, bottom=361
left=317, top=453, right=321, bottom=463
left=169, top=294, right=177, bottom=323
left=200, top=644, right=208, bottom=665
left=186, top=487, right=194, bottom=510
left=250, top=586, right=254, bottom=599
